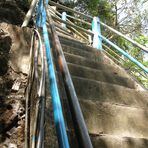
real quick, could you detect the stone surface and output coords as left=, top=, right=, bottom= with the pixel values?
left=0, top=23, right=31, bottom=75
left=0, top=14, right=30, bottom=146
left=64, top=52, right=132, bottom=78
left=91, top=136, right=148, bottom=148
left=68, top=62, right=136, bottom=88
left=72, top=76, right=148, bottom=108
left=79, top=100, right=148, bottom=138
left=57, top=32, right=148, bottom=147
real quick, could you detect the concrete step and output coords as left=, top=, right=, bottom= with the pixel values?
left=91, top=135, right=148, bottom=148
left=68, top=131, right=148, bottom=148
left=64, top=52, right=130, bottom=78
left=72, top=76, right=148, bottom=108
left=59, top=35, right=97, bottom=52
left=60, top=38, right=128, bottom=72
left=58, top=32, right=148, bottom=148
left=79, top=100, right=148, bottom=138
left=62, top=44, right=101, bottom=62
left=61, top=37, right=144, bottom=90
left=68, top=63, right=136, bottom=89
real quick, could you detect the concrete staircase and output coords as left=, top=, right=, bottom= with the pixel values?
left=57, top=34, right=148, bottom=148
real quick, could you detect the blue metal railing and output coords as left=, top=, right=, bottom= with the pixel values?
left=59, top=12, right=148, bottom=74
left=91, top=17, right=148, bottom=74
left=92, top=17, right=102, bottom=50
left=48, top=1, right=148, bottom=52
left=100, top=35, right=148, bottom=73
left=46, top=10, right=93, bottom=148
left=36, top=0, right=69, bottom=147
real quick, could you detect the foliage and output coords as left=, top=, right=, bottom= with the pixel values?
left=121, top=35, right=148, bottom=88
left=76, top=0, right=115, bottom=23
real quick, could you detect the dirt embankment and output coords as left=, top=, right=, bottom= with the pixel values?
left=0, top=1, right=31, bottom=147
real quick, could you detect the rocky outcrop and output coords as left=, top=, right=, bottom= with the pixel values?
left=0, top=6, right=31, bottom=146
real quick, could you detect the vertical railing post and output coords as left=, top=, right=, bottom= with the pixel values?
left=92, top=17, right=102, bottom=50
left=62, top=12, right=67, bottom=28
left=88, top=29, right=92, bottom=45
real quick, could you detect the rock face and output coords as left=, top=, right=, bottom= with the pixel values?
left=0, top=1, right=25, bottom=25
left=0, top=1, right=31, bottom=74
left=0, top=23, right=31, bottom=74
left=0, top=2, right=31, bottom=147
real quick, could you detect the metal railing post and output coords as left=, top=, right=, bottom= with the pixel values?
left=88, top=29, right=92, bottom=45
left=92, top=17, right=102, bottom=50
left=62, top=12, right=67, bottom=28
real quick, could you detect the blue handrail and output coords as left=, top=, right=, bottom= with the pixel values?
left=91, top=16, right=148, bottom=73
left=36, top=0, right=70, bottom=147
left=92, top=17, right=102, bottom=50
left=54, top=10, right=148, bottom=74
left=48, top=1, right=148, bottom=53
left=100, top=35, right=148, bottom=73
left=43, top=24, right=69, bottom=148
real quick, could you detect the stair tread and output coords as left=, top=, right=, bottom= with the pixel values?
left=64, top=52, right=131, bottom=78
left=72, top=76, right=148, bottom=108
left=62, top=46, right=102, bottom=64
left=62, top=43, right=98, bottom=54
left=62, top=44, right=100, bottom=61
left=91, top=135, right=148, bottom=148
left=59, top=33, right=86, bottom=44
left=59, top=35, right=94, bottom=52
left=79, top=99, right=148, bottom=138
left=68, top=62, right=136, bottom=89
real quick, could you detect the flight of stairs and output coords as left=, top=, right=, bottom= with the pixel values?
left=55, top=34, right=148, bottom=148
